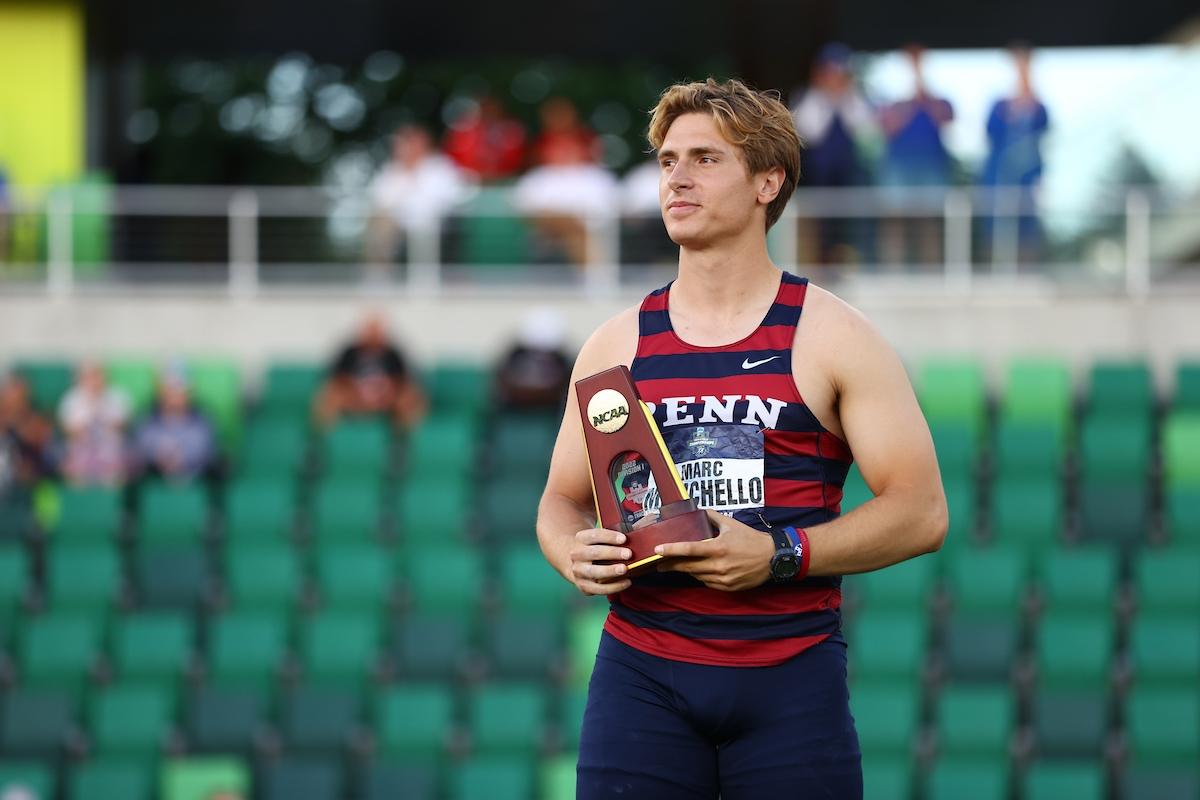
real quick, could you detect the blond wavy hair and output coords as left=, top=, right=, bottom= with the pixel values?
left=648, top=78, right=800, bottom=230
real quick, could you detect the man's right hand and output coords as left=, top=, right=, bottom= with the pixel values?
left=569, top=528, right=633, bottom=596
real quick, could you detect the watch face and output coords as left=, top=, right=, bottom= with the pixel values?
left=772, top=554, right=800, bottom=580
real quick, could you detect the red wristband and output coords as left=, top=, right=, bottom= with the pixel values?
left=782, top=525, right=811, bottom=581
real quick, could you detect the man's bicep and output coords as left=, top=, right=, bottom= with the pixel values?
left=836, top=326, right=941, bottom=500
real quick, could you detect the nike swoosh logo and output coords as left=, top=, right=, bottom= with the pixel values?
left=741, top=355, right=782, bottom=370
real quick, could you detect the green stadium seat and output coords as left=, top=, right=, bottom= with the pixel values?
left=258, top=361, right=323, bottom=419
left=105, top=358, right=157, bottom=416
left=567, top=603, right=608, bottom=689
left=1166, top=488, right=1200, bottom=544
left=395, top=478, right=471, bottom=547
left=185, top=685, right=268, bottom=753
left=311, top=479, right=383, bottom=543
left=406, top=416, right=477, bottom=478
left=936, top=684, right=1013, bottom=758
left=298, top=609, right=381, bottom=685
left=321, top=419, right=391, bottom=479
left=0, top=546, right=28, bottom=635
left=928, top=758, right=1007, bottom=800
left=67, top=758, right=153, bottom=800
left=1173, top=360, right=1200, bottom=411
left=468, top=681, right=548, bottom=755
left=15, top=359, right=73, bottom=414
left=1078, top=482, right=1149, bottom=548
left=917, top=358, right=988, bottom=439
left=850, top=682, right=918, bottom=757
left=989, top=480, right=1062, bottom=557
left=137, top=482, right=208, bottom=544
left=389, top=612, right=474, bottom=681
left=360, top=760, right=439, bottom=800
left=846, top=610, right=927, bottom=684
left=374, top=682, right=456, bottom=759
left=205, top=610, right=288, bottom=688
left=185, top=358, right=242, bottom=451
left=314, top=542, right=393, bottom=611
left=1130, top=618, right=1200, bottom=688
left=1031, top=688, right=1107, bottom=758
left=110, top=612, right=193, bottom=686
left=236, top=419, right=308, bottom=478
left=1001, top=356, right=1073, bottom=435
left=483, top=612, right=564, bottom=680
left=1035, top=613, right=1113, bottom=690
left=993, top=421, right=1062, bottom=480
left=1126, top=687, right=1200, bottom=765
left=498, top=546, right=575, bottom=614
left=1078, top=414, right=1152, bottom=483
left=280, top=683, right=363, bottom=752
left=0, top=491, right=32, bottom=542
left=1038, top=547, right=1118, bottom=613
left=490, top=412, right=558, bottom=472
left=224, top=542, right=302, bottom=612
left=426, top=361, right=489, bottom=419
left=852, top=554, right=936, bottom=611
left=52, top=486, right=122, bottom=542
left=1135, top=549, right=1200, bottom=615
left=133, top=543, right=210, bottom=610
left=1122, top=765, right=1200, bottom=800
left=840, top=464, right=873, bottom=515
left=947, top=546, right=1026, bottom=617
left=0, top=687, right=75, bottom=756
left=18, top=612, right=102, bottom=694
left=160, top=757, right=251, bottom=800
left=0, top=760, right=56, bottom=799
left=1024, top=760, right=1105, bottom=800
left=481, top=476, right=543, bottom=543
left=258, top=757, right=344, bottom=800
left=557, top=688, right=587, bottom=752
left=541, top=753, right=577, bottom=800
left=87, top=682, right=174, bottom=755
left=1087, top=359, right=1153, bottom=416
left=223, top=477, right=295, bottom=542
left=860, top=755, right=911, bottom=800
left=44, top=542, right=121, bottom=614
left=403, top=547, right=484, bottom=614
left=942, top=478, right=977, bottom=550
left=450, top=755, right=535, bottom=800
left=942, top=615, right=1018, bottom=684
left=1164, top=414, right=1200, bottom=489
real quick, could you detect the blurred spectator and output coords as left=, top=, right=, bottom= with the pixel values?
left=981, top=44, right=1051, bottom=265
left=58, top=362, right=131, bottom=486
left=878, top=45, right=955, bottom=268
left=531, top=97, right=600, bottom=166
left=365, top=125, right=475, bottom=271
left=443, top=95, right=528, bottom=181
left=791, top=43, right=880, bottom=266
left=132, top=364, right=219, bottom=482
left=619, top=159, right=677, bottom=266
left=315, top=312, right=426, bottom=429
left=494, top=307, right=573, bottom=411
left=515, top=98, right=618, bottom=268
left=0, top=372, right=55, bottom=494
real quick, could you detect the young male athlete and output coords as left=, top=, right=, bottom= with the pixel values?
left=536, top=78, right=948, bottom=799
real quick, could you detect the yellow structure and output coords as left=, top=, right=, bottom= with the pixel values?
left=0, top=0, right=84, bottom=189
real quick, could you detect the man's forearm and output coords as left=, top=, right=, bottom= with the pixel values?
left=805, top=486, right=948, bottom=577
left=536, top=492, right=597, bottom=583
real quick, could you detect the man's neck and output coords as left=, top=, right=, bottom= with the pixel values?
left=670, top=233, right=783, bottom=344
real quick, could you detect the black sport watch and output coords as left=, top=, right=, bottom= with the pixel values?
left=768, top=526, right=802, bottom=582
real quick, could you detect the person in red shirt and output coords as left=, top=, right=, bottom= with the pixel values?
left=443, top=95, right=527, bottom=181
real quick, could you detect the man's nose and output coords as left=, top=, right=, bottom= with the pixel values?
left=667, top=162, right=693, bottom=189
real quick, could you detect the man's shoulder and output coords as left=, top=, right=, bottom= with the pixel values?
left=574, top=303, right=641, bottom=376
left=798, top=281, right=881, bottom=348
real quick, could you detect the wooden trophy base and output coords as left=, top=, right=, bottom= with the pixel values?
left=617, top=499, right=714, bottom=576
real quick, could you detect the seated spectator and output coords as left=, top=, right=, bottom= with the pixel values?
left=494, top=307, right=573, bottom=411
left=365, top=125, right=475, bottom=271
left=315, top=312, right=426, bottom=429
left=0, top=371, right=55, bottom=495
left=514, top=98, right=618, bottom=268
left=58, top=362, right=131, bottom=486
left=443, top=95, right=528, bottom=182
left=619, top=159, right=677, bottom=266
left=132, top=364, right=219, bottom=482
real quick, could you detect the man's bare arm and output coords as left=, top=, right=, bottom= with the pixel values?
left=536, top=308, right=639, bottom=595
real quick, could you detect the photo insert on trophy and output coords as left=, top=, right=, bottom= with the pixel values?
left=611, top=451, right=652, bottom=528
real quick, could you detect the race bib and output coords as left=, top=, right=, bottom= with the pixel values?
left=644, top=423, right=765, bottom=515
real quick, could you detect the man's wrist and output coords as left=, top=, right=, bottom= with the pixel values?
left=780, top=526, right=811, bottom=580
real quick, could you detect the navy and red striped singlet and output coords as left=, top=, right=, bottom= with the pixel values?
left=605, top=271, right=855, bottom=667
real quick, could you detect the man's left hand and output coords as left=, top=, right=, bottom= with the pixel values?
left=654, top=510, right=775, bottom=591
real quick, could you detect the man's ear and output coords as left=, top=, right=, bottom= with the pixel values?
left=757, top=166, right=785, bottom=206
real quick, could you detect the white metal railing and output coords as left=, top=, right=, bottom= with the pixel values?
left=0, top=183, right=1194, bottom=298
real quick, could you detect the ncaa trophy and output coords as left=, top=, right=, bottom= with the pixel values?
left=576, top=366, right=714, bottom=575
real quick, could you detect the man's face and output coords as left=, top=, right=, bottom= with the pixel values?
left=625, top=480, right=648, bottom=503
left=657, top=112, right=764, bottom=249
